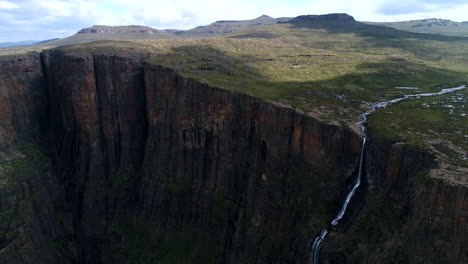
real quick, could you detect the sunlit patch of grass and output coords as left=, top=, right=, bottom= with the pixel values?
left=368, top=88, right=468, bottom=167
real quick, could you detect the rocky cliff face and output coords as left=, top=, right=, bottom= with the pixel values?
left=321, top=137, right=468, bottom=264
left=139, top=64, right=360, bottom=263
left=0, top=53, right=67, bottom=264
left=0, top=53, right=47, bottom=150
left=0, top=49, right=466, bottom=264
left=1, top=49, right=361, bottom=263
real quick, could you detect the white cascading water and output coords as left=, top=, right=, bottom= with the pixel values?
left=310, top=85, right=466, bottom=264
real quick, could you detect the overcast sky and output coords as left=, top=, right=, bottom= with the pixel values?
left=0, top=0, right=467, bottom=42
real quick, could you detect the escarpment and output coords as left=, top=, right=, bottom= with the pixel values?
left=0, top=49, right=466, bottom=263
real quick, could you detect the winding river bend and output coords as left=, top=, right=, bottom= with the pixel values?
left=310, top=85, right=466, bottom=264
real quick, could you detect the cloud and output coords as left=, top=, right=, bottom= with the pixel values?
left=0, top=0, right=468, bottom=42
left=377, top=0, right=467, bottom=15
left=0, top=0, right=18, bottom=9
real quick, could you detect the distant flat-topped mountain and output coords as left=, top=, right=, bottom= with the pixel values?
left=41, top=25, right=174, bottom=46
left=77, top=25, right=166, bottom=34
left=178, top=15, right=291, bottom=37
left=366, top=18, right=468, bottom=37
left=286, top=13, right=356, bottom=24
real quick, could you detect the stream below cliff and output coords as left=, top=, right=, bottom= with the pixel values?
left=310, top=85, right=466, bottom=264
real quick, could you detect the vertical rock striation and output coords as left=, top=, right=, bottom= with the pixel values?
left=0, top=53, right=66, bottom=264
left=140, top=64, right=361, bottom=263
left=0, top=53, right=47, bottom=151
left=41, top=49, right=150, bottom=263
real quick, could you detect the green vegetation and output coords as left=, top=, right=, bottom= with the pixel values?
left=107, top=216, right=220, bottom=264
left=327, top=188, right=410, bottom=263
left=264, top=155, right=335, bottom=232
left=166, top=182, right=192, bottom=194
left=0, top=145, right=39, bottom=187
left=368, top=88, right=468, bottom=167
left=106, top=215, right=159, bottom=263
left=0, top=45, right=48, bottom=56
left=19, top=145, right=41, bottom=157
left=148, top=23, right=468, bottom=122
left=0, top=145, right=41, bottom=249
left=155, top=229, right=219, bottom=264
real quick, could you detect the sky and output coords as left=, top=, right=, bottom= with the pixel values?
left=0, top=0, right=467, bottom=42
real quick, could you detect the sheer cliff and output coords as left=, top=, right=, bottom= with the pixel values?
left=0, top=49, right=466, bottom=264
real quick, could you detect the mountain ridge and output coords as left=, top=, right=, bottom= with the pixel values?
left=366, top=18, right=468, bottom=37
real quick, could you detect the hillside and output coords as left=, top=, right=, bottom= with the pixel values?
left=367, top=18, right=468, bottom=37
left=177, top=15, right=291, bottom=37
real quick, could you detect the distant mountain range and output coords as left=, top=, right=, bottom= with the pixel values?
left=0, top=38, right=59, bottom=48
left=4, top=16, right=468, bottom=49
left=0, top=41, right=37, bottom=48
left=40, top=15, right=291, bottom=46
left=366, top=18, right=468, bottom=37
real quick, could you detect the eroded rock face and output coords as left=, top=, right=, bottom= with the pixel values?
left=0, top=49, right=466, bottom=264
left=409, top=177, right=468, bottom=263
left=0, top=53, right=66, bottom=264
left=322, top=137, right=468, bottom=264
left=0, top=53, right=47, bottom=152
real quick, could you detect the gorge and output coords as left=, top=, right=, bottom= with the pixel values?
left=0, top=48, right=467, bottom=264
left=310, top=85, right=466, bottom=264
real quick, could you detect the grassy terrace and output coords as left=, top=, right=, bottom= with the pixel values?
left=3, top=19, right=468, bottom=180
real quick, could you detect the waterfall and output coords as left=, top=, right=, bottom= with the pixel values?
left=310, top=85, right=466, bottom=263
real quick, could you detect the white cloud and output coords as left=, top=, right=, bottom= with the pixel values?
left=0, top=0, right=18, bottom=9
